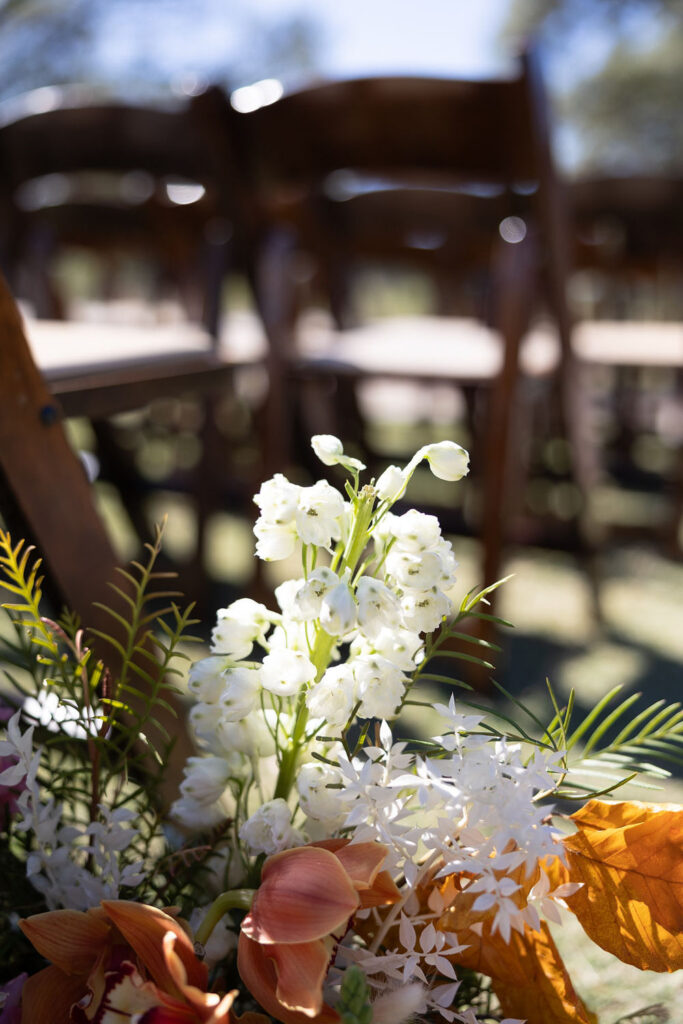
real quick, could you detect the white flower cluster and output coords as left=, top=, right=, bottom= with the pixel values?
left=324, top=709, right=568, bottom=1020
left=0, top=711, right=144, bottom=910
left=174, top=436, right=577, bottom=1022
left=175, top=437, right=468, bottom=849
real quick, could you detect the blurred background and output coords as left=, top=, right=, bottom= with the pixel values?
left=1, top=0, right=683, bottom=1013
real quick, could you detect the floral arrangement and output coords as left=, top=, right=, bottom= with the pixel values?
left=1, top=434, right=682, bottom=1024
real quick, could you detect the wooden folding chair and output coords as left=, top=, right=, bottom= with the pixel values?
left=0, top=87, right=261, bottom=604
left=569, top=175, right=683, bottom=552
left=0, top=270, right=192, bottom=793
left=207, top=50, right=591, bottom=594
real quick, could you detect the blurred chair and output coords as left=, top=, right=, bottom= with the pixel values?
left=568, top=175, right=683, bottom=551
left=0, top=86, right=260, bottom=603
left=0, top=269, right=191, bottom=788
left=209, top=52, right=590, bottom=591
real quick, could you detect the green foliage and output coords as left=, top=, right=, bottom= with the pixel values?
left=0, top=524, right=201, bottom=897
left=338, top=965, right=373, bottom=1024
left=544, top=681, right=683, bottom=799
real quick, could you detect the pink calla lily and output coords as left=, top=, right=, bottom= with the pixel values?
left=238, top=841, right=399, bottom=1023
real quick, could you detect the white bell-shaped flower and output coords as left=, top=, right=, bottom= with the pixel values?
left=253, top=473, right=300, bottom=522
left=179, top=755, right=233, bottom=805
left=254, top=519, right=298, bottom=561
left=386, top=548, right=443, bottom=590
left=211, top=598, right=270, bottom=659
left=353, top=654, right=407, bottom=719
left=390, top=509, right=442, bottom=552
left=306, top=663, right=357, bottom=727
left=320, top=570, right=356, bottom=636
left=296, top=761, right=346, bottom=823
left=219, top=665, right=262, bottom=721
left=239, top=798, right=305, bottom=856
left=261, top=647, right=316, bottom=697
left=400, top=587, right=452, bottom=633
left=187, top=655, right=233, bottom=703
left=292, top=567, right=339, bottom=620
left=355, top=576, right=400, bottom=639
left=295, top=480, right=346, bottom=548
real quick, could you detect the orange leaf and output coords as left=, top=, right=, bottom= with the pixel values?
left=439, top=889, right=597, bottom=1024
left=561, top=799, right=683, bottom=972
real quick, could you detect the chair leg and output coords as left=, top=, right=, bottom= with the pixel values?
left=481, top=234, right=537, bottom=590
left=255, top=227, right=300, bottom=476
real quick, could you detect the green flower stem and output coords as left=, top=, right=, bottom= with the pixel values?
left=273, top=486, right=377, bottom=802
left=273, top=628, right=335, bottom=800
left=194, top=889, right=255, bottom=947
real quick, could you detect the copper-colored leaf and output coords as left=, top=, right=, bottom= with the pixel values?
left=439, top=889, right=597, bottom=1024
left=562, top=799, right=683, bottom=972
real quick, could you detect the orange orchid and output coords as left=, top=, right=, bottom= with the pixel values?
left=237, top=840, right=399, bottom=1024
left=18, top=899, right=236, bottom=1024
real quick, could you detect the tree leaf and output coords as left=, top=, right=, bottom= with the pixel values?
left=437, top=885, right=597, bottom=1024
left=562, top=799, right=683, bottom=972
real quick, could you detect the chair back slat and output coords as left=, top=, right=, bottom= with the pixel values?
left=235, top=74, right=538, bottom=188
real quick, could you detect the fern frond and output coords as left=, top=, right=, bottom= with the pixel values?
left=545, top=684, right=683, bottom=791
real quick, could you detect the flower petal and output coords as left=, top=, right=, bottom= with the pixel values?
left=19, top=909, right=111, bottom=975
left=269, top=940, right=331, bottom=1016
left=242, top=847, right=359, bottom=944
left=101, top=901, right=208, bottom=994
left=237, top=935, right=339, bottom=1024
left=20, top=964, right=87, bottom=1024
left=358, top=869, right=401, bottom=909
left=325, top=841, right=387, bottom=890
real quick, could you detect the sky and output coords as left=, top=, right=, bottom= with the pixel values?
left=251, top=0, right=515, bottom=79
left=96, top=0, right=517, bottom=89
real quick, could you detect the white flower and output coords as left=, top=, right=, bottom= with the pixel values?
left=268, top=618, right=310, bottom=654
left=390, top=509, right=442, bottom=552
left=179, top=756, right=233, bottom=804
left=239, top=798, right=305, bottom=855
left=375, top=464, right=408, bottom=502
left=401, top=588, right=451, bottom=633
left=354, top=655, right=407, bottom=720
left=219, top=665, right=262, bottom=720
left=187, top=656, right=232, bottom=703
left=274, top=578, right=303, bottom=614
left=386, top=548, right=444, bottom=589
left=295, top=480, right=346, bottom=548
left=293, top=567, right=339, bottom=620
left=411, top=440, right=470, bottom=482
left=254, top=473, right=300, bottom=522
left=352, top=625, right=424, bottom=672
left=261, top=648, right=317, bottom=697
left=355, top=577, right=400, bottom=639
left=211, top=598, right=270, bottom=659
left=311, top=434, right=365, bottom=472
left=211, top=713, right=276, bottom=758
left=296, top=761, right=346, bottom=823
left=171, top=795, right=227, bottom=830
left=254, top=519, right=298, bottom=561
left=306, top=664, right=357, bottom=727
left=320, top=573, right=356, bottom=636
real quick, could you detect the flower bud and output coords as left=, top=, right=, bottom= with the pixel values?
left=311, top=434, right=366, bottom=472
left=418, top=441, right=469, bottom=481
left=375, top=464, right=408, bottom=502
